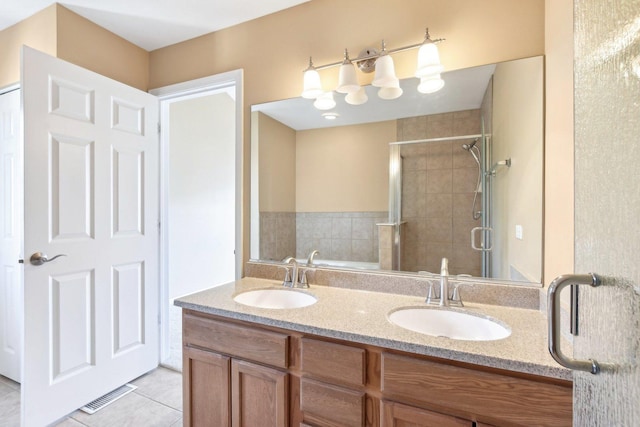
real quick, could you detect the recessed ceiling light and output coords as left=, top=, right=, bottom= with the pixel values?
left=322, top=112, right=339, bottom=120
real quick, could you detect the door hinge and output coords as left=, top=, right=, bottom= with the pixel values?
left=157, top=122, right=161, bottom=134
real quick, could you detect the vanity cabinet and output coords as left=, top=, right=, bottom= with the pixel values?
left=182, top=312, right=289, bottom=426
left=182, top=309, right=572, bottom=427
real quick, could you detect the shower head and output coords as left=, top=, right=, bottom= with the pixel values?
left=462, top=138, right=479, bottom=151
left=462, top=138, right=481, bottom=169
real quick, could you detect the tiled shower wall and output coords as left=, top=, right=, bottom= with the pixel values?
left=398, top=109, right=483, bottom=276
left=295, top=212, right=388, bottom=262
left=259, top=212, right=296, bottom=262
left=259, top=211, right=387, bottom=262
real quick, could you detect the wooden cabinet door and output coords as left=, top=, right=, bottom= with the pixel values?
left=183, top=346, right=231, bottom=426
left=231, top=359, right=288, bottom=427
left=381, top=400, right=472, bottom=427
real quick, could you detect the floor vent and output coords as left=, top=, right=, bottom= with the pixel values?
left=80, top=383, right=137, bottom=414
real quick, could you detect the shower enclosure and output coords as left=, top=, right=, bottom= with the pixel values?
left=388, top=130, right=495, bottom=277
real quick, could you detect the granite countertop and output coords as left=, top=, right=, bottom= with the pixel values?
left=175, top=277, right=571, bottom=381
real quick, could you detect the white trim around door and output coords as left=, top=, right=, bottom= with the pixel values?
left=150, top=70, right=243, bottom=366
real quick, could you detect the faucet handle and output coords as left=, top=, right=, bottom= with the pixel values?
left=279, top=266, right=293, bottom=287
left=298, top=268, right=314, bottom=288
left=425, top=282, right=437, bottom=304
left=450, top=283, right=464, bottom=307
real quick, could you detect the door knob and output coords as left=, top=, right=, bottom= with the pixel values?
left=29, top=252, right=67, bottom=266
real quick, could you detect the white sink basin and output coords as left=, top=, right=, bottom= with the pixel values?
left=388, top=307, right=511, bottom=341
left=233, top=289, right=317, bottom=309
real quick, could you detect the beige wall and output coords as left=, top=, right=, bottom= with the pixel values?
left=149, top=0, right=545, bottom=92
left=492, top=57, right=544, bottom=282
left=0, top=4, right=149, bottom=91
left=56, top=5, right=149, bottom=91
left=149, top=0, right=545, bottom=266
left=0, top=5, right=57, bottom=87
left=544, top=0, right=574, bottom=286
left=256, top=112, right=296, bottom=212
left=296, top=121, right=395, bottom=212
left=3, top=1, right=567, bottom=278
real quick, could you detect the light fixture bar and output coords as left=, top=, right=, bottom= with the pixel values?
left=301, top=27, right=446, bottom=105
left=305, top=36, right=445, bottom=72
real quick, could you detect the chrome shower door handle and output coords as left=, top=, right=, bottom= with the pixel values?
left=547, top=273, right=602, bottom=374
left=470, top=227, right=493, bottom=251
left=29, top=252, right=67, bottom=266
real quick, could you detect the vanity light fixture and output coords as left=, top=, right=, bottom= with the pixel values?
left=336, top=49, right=360, bottom=94
left=301, top=57, right=323, bottom=99
left=345, top=87, right=368, bottom=105
left=313, top=91, right=336, bottom=110
left=301, top=28, right=445, bottom=108
left=418, top=74, right=445, bottom=94
left=372, top=41, right=403, bottom=100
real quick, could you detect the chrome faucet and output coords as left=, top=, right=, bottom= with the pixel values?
left=281, top=256, right=310, bottom=288
left=439, top=258, right=450, bottom=307
left=307, top=249, right=320, bottom=266
left=281, top=256, right=297, bottom=287
left=424, top=258, right=463, bottom=307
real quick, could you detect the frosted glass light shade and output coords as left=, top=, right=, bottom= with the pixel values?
left=372, top=54, right=399, bottom=88
left=345, top=87, right=368, bottom=105
left=378, top=83, right=403, bottom=100
left=302, top=67, right=323, bottom=99
left=418, top=74, right=445, bottom=94
left=313, top=92, right=336, bottom=110
left=336, top=62, right=360, bottom=94
left=415, top=42, right=443, bottom=78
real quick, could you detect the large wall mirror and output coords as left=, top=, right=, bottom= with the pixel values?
left=251, top=56, right=543, bottom=285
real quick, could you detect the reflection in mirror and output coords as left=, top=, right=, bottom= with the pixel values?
left=251, top=56, right=543, bottom=284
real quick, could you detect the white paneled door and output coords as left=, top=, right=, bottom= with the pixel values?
left=21, top=47, right=159, bottom=426
left=0, top=88, right=22, bottom=383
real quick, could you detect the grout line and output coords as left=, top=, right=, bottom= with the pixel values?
left=131, top=389, right=183, bottom=413
left=64, top=416, right=91, bottom=426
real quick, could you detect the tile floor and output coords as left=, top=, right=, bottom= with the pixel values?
left=0, top=367, right=183, bottom=427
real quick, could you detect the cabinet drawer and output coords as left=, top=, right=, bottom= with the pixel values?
left=183, top=312, right=289, bottom=368
left=300, top=378, right=364, bottom=426
left=381, top=400, right=472, bottom=427
left=301, top=338, right=366, bottom=387
left=381, top=353, right=572, bottom=427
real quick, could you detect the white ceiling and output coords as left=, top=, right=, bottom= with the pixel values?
left=0, top=0, right=310, bottom=51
